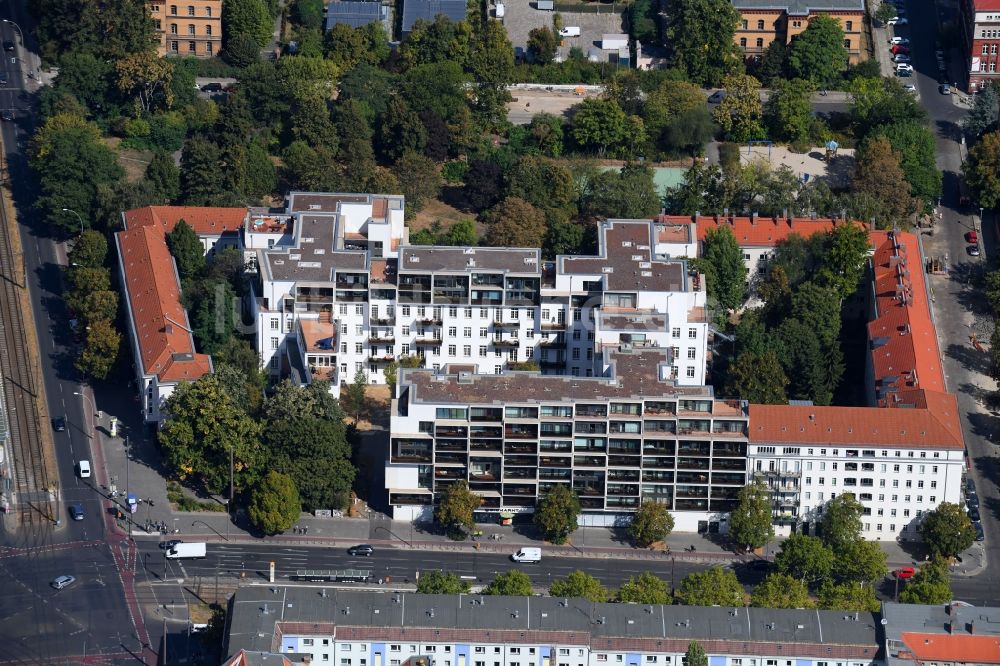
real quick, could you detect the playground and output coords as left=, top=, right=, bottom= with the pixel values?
left=739, top=142, right=856, bottom=190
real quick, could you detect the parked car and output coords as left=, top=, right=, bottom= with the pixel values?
left=893, top=54, right=912, bottom=63
left=891, top=45, right=910, bottom=55
left=2, top=41, right=13, bottom=52
left=51, top=575, right=76, bottom=590
left=969, top=507, right=981, bottom=522
left=896, top=68, right=913, bottom=77
left=903, top=83, right=917, bottom=93
left=887, top=16, right=908, bottom=25
left=966, top=230, right=979, bottom=243
left=940, top=83, right=952, bottom=94
left=51, top=417, right=66, bottom=432
left=975, top=523, right=985, bottom=542
left=347, top=544, right=374, bottom=557
left=708, top=91, right=727, bottom=104
left=558, top=26, right=580, bottom=37
left=896, top=64, right=914, bottom=74
left=0, top=110, right=13, bottom=121
left=890, top=37, right=910, bottom=45
left=968, top=244, right=981, bottom=256
left=967, top=477, right=977, bottom=493
left=967, top=495, right=980, bottom=509
left=201, top=82, right=224, bottom=93
left=894, top=566, right=916, bottom=579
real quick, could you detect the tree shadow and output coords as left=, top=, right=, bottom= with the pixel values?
left=944, top=341, right=991, bottom=374
left=822, top=154, right=855, bottom=189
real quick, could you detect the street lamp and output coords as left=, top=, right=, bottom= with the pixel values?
left=61, top=208, right=85, bottom=234
left=72, top=391, right=96, bottom=439
left=980, top=207, right=986, bottom=236
left=2, top=20, right=23, bottom=46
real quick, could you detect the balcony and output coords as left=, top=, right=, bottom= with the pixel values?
left=437, top=426, right=468, bottom=438
left=755, top=469, right=801, bottom=478
left=469, top=471, right=498, bottom=481
left=644, top=402, right=677, bottom=416
left=541, top=321, right=566, bottom=331
left=491, top=339, right=519, bottom=347
left=368, top=334, right=396, bottom=344
left=371, top=317, right=395, bottom=326
left=504, top=468, right=536, bottom=480
left=574, top=456, right=606, bottom=468
left=539, top=456, right=571, bottom=467
left=493, top=320, right=520, bottom=328
left=416, top=317, right=443, bottom=326
left=368, top=354, right=395, bottom=362
left=504, top=443, right=537, bottom=454
left=608, top=455, right=641, bottom=467
left=573, top=485, right=605, bottom=498
left=470, top=441, right=503, bottom=453
left=540, top=336, right=565, bottom=346
left=434, top=468, right=466, bottom=480
left=505, top=425, right=538, bottom=439
left=539, top=468, right=571, bottom=480
left=414, top=337, right=443, bottom=346
left=435, top=452, right=467, bottom=465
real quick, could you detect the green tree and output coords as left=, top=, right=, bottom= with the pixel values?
left=225, top=32, right=263, bottom=67
left=764, top=78, right=814, bottom=143
left=534, top=484, right=581, bottom=544
left=580, top=163, right=661, bottom=220
left=68, top=230, right=108, bottom=268
left=696, top=225, right=748, bottom=316
left=468, top=20, right=515, bottom=130
left=616, top=572, right=671, bottom=604
left=775, top=533, right=835, bottom=585
left=289, top=89, right=338, bottom=150
left=874, top=2, right=898, bottom=24
left=964, top=83, right=999, bottom=138
left=483, top=570, right=533, bottom=596
left=146, top=151, right=181, bottom=204
left=261, top=379, right=343, bottom=422
left=729, top=481, right=775, bottom=551
left=529, top=113, right=565, bottom=157
left=114, top=51, right=174, bottom=115
left=158, top=375, right=264, bottom=494
left=820, top=493, right=864, bottom=553
left=76, top=319, right=120, bottom=380
left=790, top=281, right=842, bottom=349
left=346, top=368, right=368, bottom=422
left=248, top=471, right=301, bottom=535
left=852, top=136, right=912, bottom=228
left=399, top=15, right=472, bottom=69
left=245, top=141, right=278, bottom=200
left=167, top=219, right=206, bottom=280
left=392, top=153, right=442, bottom=215
left=435, top=480, right=482, bottom=534
left=224, top=0, right=273, bottom=48
left=570, top=98, right=630, bottom=156
left=527, top=26, right=558, bottom=64
left=676, top=567, right=744, bottom=606
left=754, top=41, right=789, bottom=86
left=776, top=318, right=841, bottom=405
left=849, top=77, right=926, bottom=136
left=265, top=417, right=355, bottom=512
left=377, top=97, right=427, bottom=163
left=834, top=540, right=888, bottom=585
left=725, top=351, right=788, bottom=404
left=817, top=582, right=880, bottom=612
left=964, top=130, right=1000, bottom=209
left=484, top=197, right=547, bottom=248
left=875, top=121, right=942, bottom=206
left=664, top=0, right=743, bottom=86
left=417, top=570, right=473, bottom=594
left=787, top=15, right=848, bottom=87
left=684, top=642, right=708, bottom=666
left=713, top=74, right=764, bottom=142
left=918, top=502, right=976, bottom=558
left=293, top=0, right=325, bottom=29
left=628, top=500, right=675, bottom=547
left=179, top=136, right=227, bottom=206
left=899, top=557, right=952, bottom=605
left=549, top=570, right=609, bottom=602
left=817, top=223, right=870, bottom=300
left=751, top=573, right=814, bottom=608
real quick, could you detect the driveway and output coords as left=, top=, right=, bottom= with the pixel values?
left=502, top=0, right=625, bottom=61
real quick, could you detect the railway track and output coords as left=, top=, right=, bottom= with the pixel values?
left=0, top=178, right=50, bottom=528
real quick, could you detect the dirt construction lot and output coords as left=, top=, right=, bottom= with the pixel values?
left=502, top=0, right=625, bottom=59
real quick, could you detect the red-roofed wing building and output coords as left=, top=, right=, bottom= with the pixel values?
left=122, top=205, right=248, bottom=257
left=115, top=226, right=213, bottom=422
left=959, top=0, right=1000, bottom=91
left=883, top=601, right=1000, bottom=666
left=748, top=231, right=964, bottom=542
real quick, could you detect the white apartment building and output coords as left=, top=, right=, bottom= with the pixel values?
left=251, top=200, right=711, bottom=397
left=224, top=588, right=883, bottom=666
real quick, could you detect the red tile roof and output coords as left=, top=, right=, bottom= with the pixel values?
left=124, top=206, right=247, bottom=236
left=868, top=230, right=945, bottom=398
left=656, top=214, right=866, bottom=247
left=749, top=398, right=963, bottom=449
left=900, top=632, right=1000, bottom=663
left=974, top=0, right=1000, bottom=10
left=116, top=226, right=212, bottom=383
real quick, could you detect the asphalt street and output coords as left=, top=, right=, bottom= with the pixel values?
left=136, top=541, right=769, bottom=593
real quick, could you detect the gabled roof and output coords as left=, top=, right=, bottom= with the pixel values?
left=899, top=633, right=1000, bottom=663
left=974, top=0, right=1000, bottom=11
left=116, top=226, right=212, bottom=383
left=656, top=214, right=865, bottom=248
left=748, top=399, right=963, bottom=449
left=123, top=206, right=247, bottom=237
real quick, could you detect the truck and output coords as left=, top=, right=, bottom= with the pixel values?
left=511, top=547, right=541, bottom=563
left=165, top=542, right=207, bottom=559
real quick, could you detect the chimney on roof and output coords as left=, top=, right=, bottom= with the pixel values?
left=782, top=208, right=789, bottom=221
left=809, top=413, right=815, bottom=421
left=947, top=619, right=955, bottom=633
left=751, top=212, right=757, bottom=225
left=969, top=620, right=975, bottom=634
left=164, top=324, right=173, bottom=335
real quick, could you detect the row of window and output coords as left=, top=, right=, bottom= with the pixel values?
left=803, top=476, right=937, bottom=489
left=167, top=40, right=217, bottom=54
left=164, top=23, right=213, bottom=35
left=739, top=18, right=854, bottom=31
left=757, top=446, right=942, bottom=459
left=982, top=43, right=1000, bottom=54
left=739, top=37, right=851, bottom=49
left=162, top=4, right=214, bottom=16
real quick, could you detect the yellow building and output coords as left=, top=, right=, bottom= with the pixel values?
left=732, top=0, right=865, bottom=63
left=148, top=0, right=223, bottom=58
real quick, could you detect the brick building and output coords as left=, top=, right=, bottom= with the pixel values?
left=732, top=0, right=865, bottom=63
left=960, top=0, right=1000, bottom=91
left=148, top=0, right=223, bottom=58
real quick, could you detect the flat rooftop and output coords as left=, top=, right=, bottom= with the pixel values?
left=399, top=247, right=542, bottom=274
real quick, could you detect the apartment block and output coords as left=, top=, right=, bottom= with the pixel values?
left=883, top=601, right=1000, bottom=666
left=223, top=587, right=883, bottom=666
left=732, top=0, right=865, bottom=63
left=387, top=347, right=747, bottom=529
left=148, top=0, right=223, bottom=58
left=959, top=0, right=1000, bottom=91
left=747, top=231, right=965, bottom=542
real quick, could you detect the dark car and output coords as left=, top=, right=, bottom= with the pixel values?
left=201, top=82, right=224, bottom=93
left=2, top=41, right=13, bottom=52
left=969, top=507, right=981, bottom=523
left=707, top=91, right=727, bottom=104
left=159, top=539, right=183, bottom=550
left=968, top=495, right=980, bottom=509
left=967, top=244, right=981, bottom=256
left=347, top=544, right=374, bottom=557
left=0, top=72, right=8, bottom=85
left=967, top=477, right=977, bottom=493
left=975, top=524, right=985, bottom=542
left=51, top=417, right=66, bottom=432
left=68, top=503, right=84, bottom=521
left=0, top=110, right=13, bottom=122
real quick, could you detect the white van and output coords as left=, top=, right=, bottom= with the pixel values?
left=511, top=547, right=541, bottom=563
left=78, top=460, right=91, bottom=478
left=559, top=27, right=581, bottom=37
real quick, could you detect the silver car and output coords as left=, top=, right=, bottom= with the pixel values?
left=51, top=575, right=76, bottom=590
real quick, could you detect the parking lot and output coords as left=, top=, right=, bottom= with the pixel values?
left=501, top=0, right=626, bottom=61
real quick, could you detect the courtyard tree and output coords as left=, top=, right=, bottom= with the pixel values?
left=484, top=197, right=547, bottom=249
left=728, top=480, right=775, bottom=552
left=918, top=502, right=976, bottom=558
left=248, top=471, right=301, bottom=536
left=764, top=78, right=814, bottom=144
left=725, top=351, right=788, bottom=404
left=527, top=26, right=558, bottom=64
left=694, top=224, right=748, bottom=317
left=628, top=499, right=675, bottom=547
left=534, top=484, right=581, bottom=544
left=852, top=135, right=912, bottom=228
left=167, top=219, right=205, bottom=281
left=435, top=480, right=482, bottom=535
left=616, top=572, right=671, bottom=604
